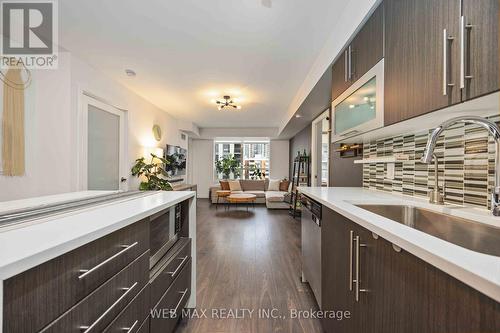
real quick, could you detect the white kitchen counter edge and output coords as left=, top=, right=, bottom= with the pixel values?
left=0, top=191, right=195, bottom=280
left=298, top=187, right=500, bottom=303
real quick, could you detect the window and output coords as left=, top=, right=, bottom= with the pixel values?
left=214, top=139, right=270, bottom=180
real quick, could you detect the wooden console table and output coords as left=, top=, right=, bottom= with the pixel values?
left=172, top=183, right=197, bottom=192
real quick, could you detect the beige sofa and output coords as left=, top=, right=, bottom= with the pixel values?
left=209, top=179, right=290, bottom=209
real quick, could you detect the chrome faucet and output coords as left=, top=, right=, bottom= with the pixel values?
left=421, top=116, right=500, bottom=216
left=428, top=153, right=444, bottom=205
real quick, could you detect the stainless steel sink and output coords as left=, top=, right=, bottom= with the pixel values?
left=355, top=204, right=500, bottom=257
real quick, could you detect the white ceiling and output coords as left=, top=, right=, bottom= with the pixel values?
left=58, top=0, right=348, bottom=129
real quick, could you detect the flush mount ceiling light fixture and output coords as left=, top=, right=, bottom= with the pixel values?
left=212, top=95, right=242, bottom=111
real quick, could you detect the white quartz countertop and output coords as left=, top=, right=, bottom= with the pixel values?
left=0, top=191, right=118, bottom=215
left=0, top=190, right=195, bottom=280
left=298, top=187, right=500, bottom=303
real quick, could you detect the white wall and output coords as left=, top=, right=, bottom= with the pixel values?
left=0, top=52, right=190, bottom=201
left=0, top=53, right=73, bottom=201
left=270, top=140, right=289, bottom=180
left=188, top=139, right=214, bottom=198
left=70, top=54, right=189, bottom=191
left=199, top=127, right=279, bottom=139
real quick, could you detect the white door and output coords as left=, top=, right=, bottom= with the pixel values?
left=311, top=110, right=330, bottom=187
left=79, top=95, right=128, bottom=191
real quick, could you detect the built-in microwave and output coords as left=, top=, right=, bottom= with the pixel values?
left=149, top=203, right=183, bottom=269
left=331, top=59, right=384, bottom=142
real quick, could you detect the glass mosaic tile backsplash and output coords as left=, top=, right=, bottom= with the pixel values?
left=362, top=114, right=500, bottom=210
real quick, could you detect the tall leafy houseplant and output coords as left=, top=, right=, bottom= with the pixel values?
left=131, top=154, right=173, bottom=191
left=215, top=155, right=241, bottom=179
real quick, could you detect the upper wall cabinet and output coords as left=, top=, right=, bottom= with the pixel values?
left=331, top=4, right=384, bottom=101
left=331, top=49, right=351, bottom=101
left=462, top=0, right=499, bottom=100
left=350, top=4, right=384, bottom=83
left=384, top=0, right=461, bottom=125
left=384, top=0, right=499, bottom=126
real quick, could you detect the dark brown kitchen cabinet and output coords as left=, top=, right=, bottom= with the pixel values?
left=321, top=207, right=380, bottom=333
left=331, top=4, right=384, bottom=101
left=103, top=285, right=150, bottom=333
left=461, top=0, right=499, bottom=100
left=349, top=3, right=384, bottom=83
left=331, top=49, right=350, bottom=101
left=384, top=0, right=461, bottom=125
left=3, top=219, right=149, bottom=333
left=321, top=207, right=500, bottom=333
left=384, top=0, right=499, bottom=125
left=321, top=206, right=354, bottom=333
left=150, top=258, right=192, bottom=333
left=40, top=252, right=150, bottom=333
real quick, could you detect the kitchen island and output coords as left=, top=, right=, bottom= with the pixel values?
left=0, top=190, right=196, bottom=333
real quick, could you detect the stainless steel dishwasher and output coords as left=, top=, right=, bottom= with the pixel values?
left=301, top=194, right=322, bottom=307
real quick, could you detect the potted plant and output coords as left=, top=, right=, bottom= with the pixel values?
left=131, top=153, right=172, bottom=191
left=215, top=155, right=241, bottom=179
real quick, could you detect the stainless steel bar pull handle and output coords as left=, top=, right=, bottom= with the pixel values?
left=167, top=256, right=189, bottom=278
left=460, top=16, right=465, bottom=88
left=460, top=16, right=473, bottom=88
left=354, top=236, right=367, bottom=302
left=442, top=29, right=455, bottom=95
left=348, top=45, right=352, bottom=80
left=172, top=288, right=189, bottom=315
left=78, top=242, right=138, bottom=279
left=344, top=50, right=348, bottom=82
left=80, top=281, right=138, bottom=333
left=349, top=230, right=354, bottom=291
left=122, top=320, right=139, bottom=333
left=341, top=130, right=360, bottom=138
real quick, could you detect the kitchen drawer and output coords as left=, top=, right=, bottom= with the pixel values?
left=103, top=285, right=150, bottom=333
left=3, top=218, right=149, bottom=333
left=40, top=251, right=149, bottom=333
left=150, top=258, right=192, bottom=333
left=137, top=317, right=150, bottom=333
left=150, top=238, right=191, bottom=307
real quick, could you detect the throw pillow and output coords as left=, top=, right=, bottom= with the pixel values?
left=279, top=180, right=290, bottom=192
left=219, top=180, right=230, bottom=190
left=228, top=180, right=242, bottom=191
left=268, top=179, right=280, bottom=191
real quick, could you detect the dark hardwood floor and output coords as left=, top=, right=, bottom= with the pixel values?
left=177, top=199, right=323, bottom=333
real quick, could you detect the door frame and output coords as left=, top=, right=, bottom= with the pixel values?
left=311, top=109, right=330, bottom=187
left=77, top=91, right=129, bottom=191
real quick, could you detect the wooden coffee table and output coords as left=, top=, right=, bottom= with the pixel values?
left=226, top=193, right=257, bottom=211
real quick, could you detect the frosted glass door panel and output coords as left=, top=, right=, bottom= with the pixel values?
left=334, top=77, right=376, bottom=134
left=87, top=105, right=120, bottom=190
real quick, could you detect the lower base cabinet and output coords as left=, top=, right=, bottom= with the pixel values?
left=137, top=318, right=150, bottom=333
left=150, top=258, right=192, bottom=333
left=321, top=207, right=500, bottom=333
left=103, top=285, right=150, bottom=333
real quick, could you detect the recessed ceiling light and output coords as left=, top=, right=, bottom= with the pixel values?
left=295, top=114, right=302, bottom=118
left=125, top=69, right=136, bottom=77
